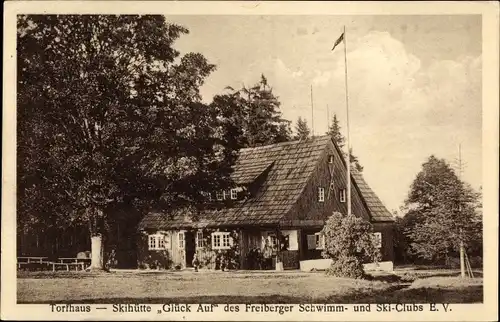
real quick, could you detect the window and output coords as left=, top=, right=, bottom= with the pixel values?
left=315, top=232, right=325, bottom=249
left=328, top=155, right=334, bottom=164
left=212, top=233, right=221, bottom=248
left=148, top=234, right=169, bottom=250
left=202, top=191, right=212, bottom=201
left=262, top=232, right=278, bottom=249
left=196, top=231, right=205, bottom=248
left=269, top=234, right=277, bottom=249
left=222, top=234, right=231, bottom=247
left=230, top=189, right=238, bottom=200
left=281, top=230, right=298, bottom=251
left=372, top=232, right=382, bottom=249
left=318, top=187, right=325, bottom=202
left=216, top=190, right=224, bottom=201
left=148, top=235, right=157, bottom=250
left=178, top=231, right=185, bottom=249
left=211, top=232, right=232, bottom=250
left=340, top=189, right=346, bottom=203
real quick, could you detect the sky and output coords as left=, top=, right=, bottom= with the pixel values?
left=165, top=15, right=482, bottom=213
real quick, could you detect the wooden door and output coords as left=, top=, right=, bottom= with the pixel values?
left=185, top=231, right=196, bottom=267
left=279, top=250, right=299, bottom=269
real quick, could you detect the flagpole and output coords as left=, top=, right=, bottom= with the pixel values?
left=310, top=85, right=315, bottom=137
left=343, top=25, right=352, bottom=217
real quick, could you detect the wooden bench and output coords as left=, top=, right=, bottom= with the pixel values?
left=59, top=257, right=91, bottom=267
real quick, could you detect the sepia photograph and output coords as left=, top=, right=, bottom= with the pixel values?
left=2, top=1, right=499, bottom=321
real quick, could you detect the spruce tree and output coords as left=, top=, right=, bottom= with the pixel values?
left=214, top=74, right=292, bottom=148
left=294, top=117, right=311, bottom=140
left=327, top=114, right=345, bottom=149
left=326, top=113, right=363, bottom=172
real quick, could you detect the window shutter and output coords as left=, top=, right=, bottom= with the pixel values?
left=164, top=234, right=171, bottom=249
left=307, top=235, right=316, bottom=250
left=373, top=232, right=382, bottom=248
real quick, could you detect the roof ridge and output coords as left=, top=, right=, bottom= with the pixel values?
left=239, top=135, right=331, bottom=152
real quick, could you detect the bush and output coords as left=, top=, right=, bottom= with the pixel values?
left=322, top=212, right=380, bottom=279
left=327, top=255, right=365, bottom=279
left=202, top=229, right=240, bottom=270
left=137, top=232, right=173, bottom=270
left=138, top=250, right=173, bottom=270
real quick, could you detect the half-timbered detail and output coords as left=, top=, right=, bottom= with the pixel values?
left=138, top=135, right=395, bottom=270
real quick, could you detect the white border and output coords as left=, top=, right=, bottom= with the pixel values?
left=2, top=1, right=499, bottom=321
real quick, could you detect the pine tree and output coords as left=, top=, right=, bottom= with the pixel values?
left=294, top=117, right=311, bottom=140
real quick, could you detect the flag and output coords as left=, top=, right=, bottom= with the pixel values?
left=331, top=32, right=344, bottom=51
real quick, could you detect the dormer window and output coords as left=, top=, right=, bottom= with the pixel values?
left=318, top=187, right=325, bottom=202
left=328, top=155, right=334, bottom=164
left=339, top=189, right=346, bottom=203
left=201, top=191, right=212, bottom=201
left=214, top=188, right=241, bottom=201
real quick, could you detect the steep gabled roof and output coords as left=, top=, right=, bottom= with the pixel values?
left=138, top=135, right=394, bottom=230
left=351, top=168, right=394, bottom=222
left=139, top=136, right=331, bottom=230
left=231, top=158, right=274, bottom=185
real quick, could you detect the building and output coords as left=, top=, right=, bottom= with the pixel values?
left=138, top=135, right=395, bottom=271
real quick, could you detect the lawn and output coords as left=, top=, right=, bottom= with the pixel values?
left=17, top=268, right=483, bottom=304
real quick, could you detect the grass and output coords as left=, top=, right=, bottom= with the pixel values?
left=17, top=267, right=483, bottom=304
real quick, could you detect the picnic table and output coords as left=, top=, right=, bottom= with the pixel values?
left=51, top=257, right=91, bottom=271
left=58, top=257, right=91, bottom=263
left=18, top=256, right=48, bottom=264
left=17, top=256, right=50, bottom=270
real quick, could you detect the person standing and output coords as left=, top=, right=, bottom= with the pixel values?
left=192, top=253, right=200, bottom=272
left=263, top=239, right=273, bottom=270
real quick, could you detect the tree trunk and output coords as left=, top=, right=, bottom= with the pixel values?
left=88, top=208, right=107, bottom=271
left=460, top=241, right=466, bottom=278
left=90, top=234, right=104, bottom=270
